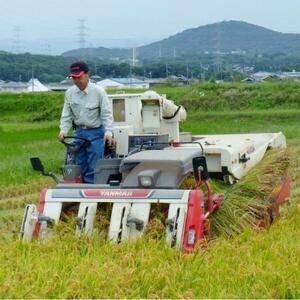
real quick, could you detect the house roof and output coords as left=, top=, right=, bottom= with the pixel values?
left=283, top=71, right=300, bottom=78
left=111, top=78, right=148, bottom=85
left=0, top=81, right=28, bottom=88
left=28, top=78, right=50, bottom=92
left=97, top=79, right=125, bottom=88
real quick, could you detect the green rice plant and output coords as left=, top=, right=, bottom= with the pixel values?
left=0, top=123, right=64, bottom=189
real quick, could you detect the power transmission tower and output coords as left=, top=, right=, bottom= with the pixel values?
left=77, top=19, right=88, bottom=49
left=76, top=19, right=88, bottom=60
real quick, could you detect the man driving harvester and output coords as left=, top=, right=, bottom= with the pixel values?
left=58, top=61, right=114, bottom=183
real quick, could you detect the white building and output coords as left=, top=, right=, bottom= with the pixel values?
left=0, top=78, right=49, bottom=93
left=98, top=78, right=150, bottom=89
left=28, top=78, right=50, bottom=92
left=242, top=72, right=281, bottom=83
left=112, top=78, right=149, bottom=89
left=97, top=79, right=125, bottom=89
left=282, top=70, right=300, bottom=80
left=0, top=81, right=28, bottom=92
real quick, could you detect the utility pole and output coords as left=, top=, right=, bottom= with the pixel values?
left=132, top=48, right=136, bottom=67
left=94, top=63, right=97, bottom=76
left=31, top=65, right=34, bottom=92
left=129, top=64, right=133, bottom=87
left=213, top=22, right=222, bottom=80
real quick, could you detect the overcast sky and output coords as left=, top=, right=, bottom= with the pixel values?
left=1, top=0, right=300, bottom=53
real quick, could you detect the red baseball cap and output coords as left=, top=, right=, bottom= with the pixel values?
left=69, top=61, right=89, bottom=78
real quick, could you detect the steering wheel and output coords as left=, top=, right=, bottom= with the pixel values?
left=61, top=136, right=91, bottom=151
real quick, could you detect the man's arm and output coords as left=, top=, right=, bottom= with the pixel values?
left=58, top=92, right=73, bottom=141
left=99, top=88, right=114, bottom=144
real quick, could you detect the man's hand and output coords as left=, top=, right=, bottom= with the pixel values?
left=105, top=134, right=116, bottom=146
left=58, top=132, right=65, bottom=142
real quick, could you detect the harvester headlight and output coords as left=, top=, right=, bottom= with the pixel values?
left=138, top=169, right=161, bottom=188
left=187, top=229, right=196, bottom=245
left=139, top=176, right=152, bottom=187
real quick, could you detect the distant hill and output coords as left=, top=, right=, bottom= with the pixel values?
left=138, top=20, right=300, bottom=58
left=62, top=21, right=300, bottom=60
left=62, top=46, right=131, bottom=61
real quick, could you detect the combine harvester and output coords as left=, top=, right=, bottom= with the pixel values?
left=21, top=91, right=290, bottom=253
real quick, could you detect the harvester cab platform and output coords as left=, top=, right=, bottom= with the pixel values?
left=21, top=91, right=289, bottom=253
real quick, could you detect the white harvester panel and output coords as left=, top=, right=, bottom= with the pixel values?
left=166, top=204, right=188, bottom=248
left=108, top=203, right=151, bottom=242
left=190, top=132, right=286, bottom=182
left=20, top=204, right=38, bottom=242
left=76, top=203, right=97, bottom=236
left=142, top=104, right=161, bottom=132
left=108, top=91, right=187, bottom=151
left=108, top=93, right=143, bottom=133
left=112, top=125, right=134, bottom=157
left=109, top=202, right=131, bottom=242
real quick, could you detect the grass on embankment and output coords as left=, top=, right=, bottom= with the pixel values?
left=186, top=109, right=300, bottom=139
left=179, top=81, right=300, bottom=111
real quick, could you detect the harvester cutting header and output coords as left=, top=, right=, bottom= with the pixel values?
left=21, top=91, right=290, bottom=253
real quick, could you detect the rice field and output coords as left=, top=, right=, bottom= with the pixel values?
left=0, top=84, right=299, bottom=298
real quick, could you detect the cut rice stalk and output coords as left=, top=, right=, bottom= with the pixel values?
left=211, top=148, right=290, bottom=236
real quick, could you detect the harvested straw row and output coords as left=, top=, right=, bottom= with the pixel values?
left=211, top=148, right=290, bottom=236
